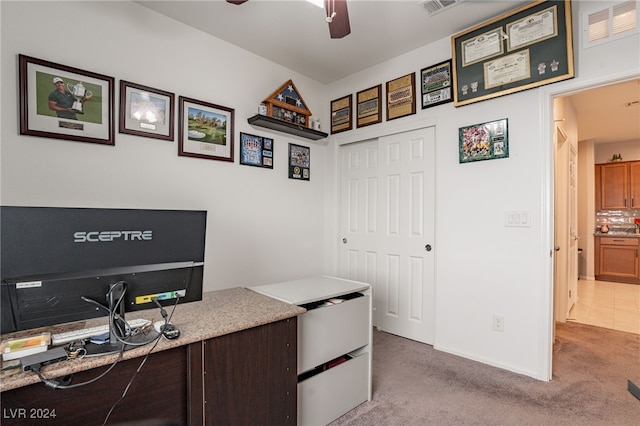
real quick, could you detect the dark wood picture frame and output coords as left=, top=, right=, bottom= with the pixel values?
left=330, top=94, right=352, bottom=134
left=420, top=60, right=453, bottom=109
left=178, top=96, right=234, bottom=162
left=386, top=73, right=416, bottom=121
left=119, top=81, right=175, bottom=141
left=356, top=84, right=382, bottom=128
left=239, top=132, right=273, bottom=169
left=19, top=54, right=115, bottom=145
left=452, top=0, right=574, bottom=107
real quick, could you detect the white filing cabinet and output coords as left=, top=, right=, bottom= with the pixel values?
left=250, top=276, right=372, bottom=426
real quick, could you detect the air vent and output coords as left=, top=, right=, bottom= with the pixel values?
left=419, top=0, right=467, bottom=17
left=584, top=1, right=638, bottom=48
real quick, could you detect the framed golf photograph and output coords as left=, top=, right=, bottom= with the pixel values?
left=289, top=143, right=310, bottom=181
left=421, top=60, right=453, bottom=109
left=356, top=84, right=382, bottom=128
left=330, top=94, right=352, bottom=134
left=386, top=73, right=416, bottom=121
left=459, top=118, right=509, bottom=164
left=178, top=96, right=234, bottom=162
left=240, top=132, right=273, bottom=169
left=19, top=54, right=115, bottom=145
left=119, top=81, right=174, bottom=141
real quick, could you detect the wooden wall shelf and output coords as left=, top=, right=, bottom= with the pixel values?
left=248, top=115, right=328, bottom=141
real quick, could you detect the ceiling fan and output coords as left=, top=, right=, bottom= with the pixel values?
left=226, top=0, right=351, bottom=39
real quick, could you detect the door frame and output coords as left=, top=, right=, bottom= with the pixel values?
left=540, top=71, right=640, bottom=381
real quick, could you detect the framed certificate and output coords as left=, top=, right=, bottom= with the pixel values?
left=452, top=0, right=573, bottom=107
left=356, top=84, right=382, bottom=128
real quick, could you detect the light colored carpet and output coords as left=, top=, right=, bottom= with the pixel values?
left=330, top=322, right=640, bottom=425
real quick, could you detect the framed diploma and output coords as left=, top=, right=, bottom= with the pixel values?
left=386, top=73, right=416, bottom=121
left=420, top=60, right=453, bottom=109
left=452, top=0, right=573, bottom=107
left=356, top=84, right=382, bottom=128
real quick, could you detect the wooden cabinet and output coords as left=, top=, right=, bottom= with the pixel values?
left=1, top=346, right=192, bottom=425
left=251, top=276, right=372, bottom=426
left=596, top=161, right=640, bottom=209
left=201, top=317, right=297, bottom=425
left=0, top=319, right=298, bottom=425
left=595, top=237, right=639, bottom=284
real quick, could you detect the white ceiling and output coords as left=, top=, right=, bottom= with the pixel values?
left=136, top=0, right=640, bottom=144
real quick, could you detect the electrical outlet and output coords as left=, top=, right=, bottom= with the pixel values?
left=493, top=314, right=504, bottom=332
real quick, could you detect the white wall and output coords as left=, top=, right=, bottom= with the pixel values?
left=0, top=1, right=330, bottom=291
left=2, top=0, right=639, bottom=381
left=324, top=1, right=640, bottom=379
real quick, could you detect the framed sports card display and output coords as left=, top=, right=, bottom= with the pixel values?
left=240, top=132, right=273, bottom=169
left=289, top=143, right=310, bottom=181
left=459, top=118, right=509, bottom=163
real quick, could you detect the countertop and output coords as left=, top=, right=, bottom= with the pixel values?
left=594, top=232, right=640, bottom=238
left=0, top=287, right=305, bottom=392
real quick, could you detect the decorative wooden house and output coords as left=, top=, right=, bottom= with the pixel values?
left=261, top=80, right=312, bottom=128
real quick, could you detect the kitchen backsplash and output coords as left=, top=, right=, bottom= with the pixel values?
left=596, top=209, right=640, bottom=232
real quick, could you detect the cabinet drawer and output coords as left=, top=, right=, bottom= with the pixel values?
left=298, top=295, right=370, bottom=374
left=600, top=237, right=639, bottom=246
left=298, top=352, right=369, bottom=426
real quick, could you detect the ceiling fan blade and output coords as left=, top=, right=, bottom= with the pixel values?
left=325, top=0, right=351, bottom=39
left=226, top=0, right=248, bottom=4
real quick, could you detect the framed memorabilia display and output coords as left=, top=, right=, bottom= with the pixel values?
left=240, top=132, right=273, bottom=169
left=420, top=60, right=453, bottom=109
left=356, top=84, right=382, bottom=128
left=289, top=143, right=310, bottom=181
left=330, top=94, right=352, bottom=134
left=119, top=81, right=174, bottom=141
left=459, top=118, right=509, bottom=163
left=386, top=73, right=416, bottom=121
left=19, top=54, right=114, bottom=145
left=452, top=0, right=574, bottom=107
left=178, top=96, right=234, bottom=162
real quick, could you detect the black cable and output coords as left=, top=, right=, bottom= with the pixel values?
left=102, top=296, right=180, bottom=425
left=31, top=347, right=125, bottom=390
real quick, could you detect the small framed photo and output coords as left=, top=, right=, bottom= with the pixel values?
left=19, top=54, right=114, bottom=145
left=386, top=73, right=416, bottom=121
left=459, top=118, right=509, bottom=163
left=240, top=132, right=273, bottom=169
left=331, top=94, right=352, bottom=134
left=420, top=60, right=453, bottom=109
left=289, top=143, right=310, bottom=181
left=356, top=84, right=382, bottom=128
left=178, top=96, right=234, bottom=162
left=119, top=81, right=174, bottom=141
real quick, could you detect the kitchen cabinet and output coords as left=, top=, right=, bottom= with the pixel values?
left=596, top=161, right=640, bottom=209
left=251, top=276, right=372, bottom=426
left=595, top=236, right=640, bottom=284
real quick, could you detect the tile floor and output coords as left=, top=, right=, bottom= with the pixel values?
left=567, top=279, right=640, bottom=335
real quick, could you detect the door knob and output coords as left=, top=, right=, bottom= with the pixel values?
left=342, top=238, right=348, bottom=244
left=425, top=244, right=432, bottom=252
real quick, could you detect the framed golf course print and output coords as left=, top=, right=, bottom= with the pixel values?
left=178, top=96, right=234, bottom=162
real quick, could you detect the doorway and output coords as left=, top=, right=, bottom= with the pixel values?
left=552, top=78, right=640, bottom=335
left=338, top=127, right=436, bottom=344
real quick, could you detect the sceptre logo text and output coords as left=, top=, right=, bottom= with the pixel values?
left=73, top=230, right=153, bottom=243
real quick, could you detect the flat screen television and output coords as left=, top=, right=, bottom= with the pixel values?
left=1, top=207, right=207, bottom=337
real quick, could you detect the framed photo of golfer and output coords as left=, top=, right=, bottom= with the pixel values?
left=178, top=96, right=234, bottom=162
left=19, top=54, right=115, bottom=145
